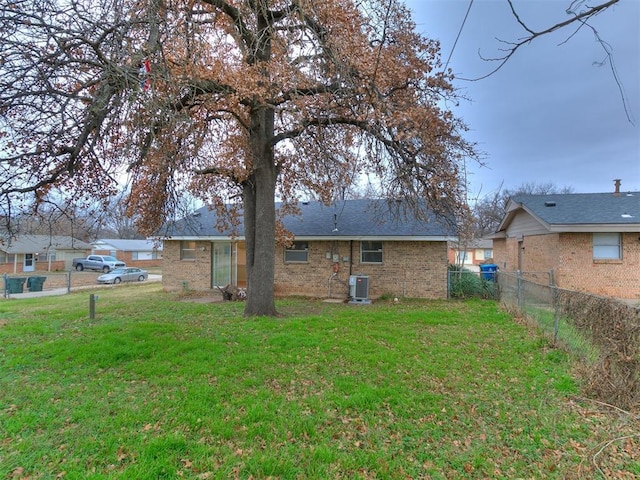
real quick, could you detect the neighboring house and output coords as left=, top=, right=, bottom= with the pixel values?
left=0, top=234, right=92, bottom=273
left=91, top=239, right=163, bottom=267
left=160, top=199, right=458, bottom=300
left=448, top=238, right=493, bottom=272
left=491, top=188, right=640, bottom=299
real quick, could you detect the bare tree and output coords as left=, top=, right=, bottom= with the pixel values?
left=469, top=0, right=633, bottom=123
left=1, top=0, right=476, bottom=315
left=476, top=0, right=620, bottom=79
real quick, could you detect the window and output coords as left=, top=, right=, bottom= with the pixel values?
left=484, top=249, right=493, bottom=260
left=593, top=233, right=621, bottom=260
left=0, top=253, right=15, bottom=264
left=361, top=241, right=383, bottom=263
left=456, top=250, right=470, bottom=263
left=284, top=241, right=308, bottom=263
left=180, top=241, right=196, bottom=260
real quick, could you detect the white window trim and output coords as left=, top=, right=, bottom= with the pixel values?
left=361, top=241, right=383, bottom=264
left=180, top=241, right=197, bottom=261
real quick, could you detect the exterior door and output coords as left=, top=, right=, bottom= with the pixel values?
left=234, top=242, right=247, bottom=288
left=24, top=253, right=35, bottom=272
left=212, top=242, right=232, bottom=288
left=517, top=240, right=524, bottom=271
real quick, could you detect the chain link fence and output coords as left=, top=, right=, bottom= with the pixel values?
left=498, top=271, right=640, bottom=410
left=3, top=271, right=106, bottom=298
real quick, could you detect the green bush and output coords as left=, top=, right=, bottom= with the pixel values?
left=448, top=264, right=498, bottom=299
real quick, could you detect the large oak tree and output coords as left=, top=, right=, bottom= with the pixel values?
left=1, top=0, right=475, bottom=316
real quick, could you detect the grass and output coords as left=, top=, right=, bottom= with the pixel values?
left=0, top=284, right=638, bottom=479
left=520, top=304, right=601, bottom=364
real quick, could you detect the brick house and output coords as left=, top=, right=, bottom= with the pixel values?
left=0, top=234, right=92, bottom=273
left=160, top=199, right=458, bottom=300
left=91, top=239, right=163, bottom=268
left=447, top=238, right=493, bottom=272
left=491, top=188, right=640, bottom=299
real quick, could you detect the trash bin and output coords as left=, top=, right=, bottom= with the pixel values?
left=479, top=264, right=498, bottom=281
left=27, top=276, right=46, bottom=292
left=5, top=277, right=26, bottom=294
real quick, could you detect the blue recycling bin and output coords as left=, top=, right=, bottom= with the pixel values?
left=479, top=264, right=498, bottom=281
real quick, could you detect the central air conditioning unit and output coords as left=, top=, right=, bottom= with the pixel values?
left=349, top=275, right=371, bottom=304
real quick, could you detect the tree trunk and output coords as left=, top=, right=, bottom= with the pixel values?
left=243, top=105, right=278, bottom=317
left=242, top=4, right=278, bottom=317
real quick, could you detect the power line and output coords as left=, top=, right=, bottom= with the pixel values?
left=444, top=0, right=474, bottom=72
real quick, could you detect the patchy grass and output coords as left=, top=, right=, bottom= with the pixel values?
left=0, top=285, right=638, bottom=479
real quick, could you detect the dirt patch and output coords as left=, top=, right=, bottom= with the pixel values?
left=179, top=295, right=224, bottom=304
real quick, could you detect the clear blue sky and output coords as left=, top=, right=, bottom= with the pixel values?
left=404, top=0, right=640, bottom=200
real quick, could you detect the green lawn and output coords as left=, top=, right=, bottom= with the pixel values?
left=0, top=284, right=637, bottom=479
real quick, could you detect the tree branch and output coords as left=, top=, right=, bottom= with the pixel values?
left=467, top=0, right=620, bottom=81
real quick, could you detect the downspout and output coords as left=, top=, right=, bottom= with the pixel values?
left=349, top=240, right=354, bottom=298
left=349, top=240, right=353, bottom=277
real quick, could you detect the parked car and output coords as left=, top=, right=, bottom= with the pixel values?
left=97, top=267, right=148, bottom=284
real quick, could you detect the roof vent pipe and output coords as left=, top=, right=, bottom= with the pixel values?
left=614, top=179, right=621, bottom=196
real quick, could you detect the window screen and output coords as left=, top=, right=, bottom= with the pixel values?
left=180, top=241, right=196, bottom=260
left=593, top=233, right=621, bottom=260
left=284, top=241, right=308, bottom=262
left=361, top=241, right=383, bottom=263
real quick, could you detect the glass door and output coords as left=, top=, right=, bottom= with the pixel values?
left=212, top=242, right=232, bottom=288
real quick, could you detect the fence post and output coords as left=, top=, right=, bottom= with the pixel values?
left=549, top=270, right=559, bottom=345
left=89, top=293, right=97, bottom=319
left=3, top=273, right=7, bottom=299
left=67, top=271, right=71, bottom=293
left=552, top=286, right=560, bottom=345
left=516, top=270, right=522, bottom=310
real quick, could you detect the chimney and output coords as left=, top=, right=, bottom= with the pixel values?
left=614, top=179, right=621, bottom=196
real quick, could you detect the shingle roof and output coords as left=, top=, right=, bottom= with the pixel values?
left=0, top=234, right=92, bottom=254
left=502, top=191, right=640, bottom=231
left=93, top=239, right=163, bottom=251
left=163, top=199, right=457, bottom=239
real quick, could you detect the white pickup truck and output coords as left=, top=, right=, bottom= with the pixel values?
left=72, top=255, right=126, bottom=272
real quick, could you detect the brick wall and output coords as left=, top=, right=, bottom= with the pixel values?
left=162, top=241, right=214, bottom=291
left=275, top=240, right=450, bottom=299
left=0, top=260, right=66, bottom=274
left=557, top=232, right=639, bottom=298
left=163, top=239, right=449, bottom=299
left=522, top=234, right=558, bottom=273
left=493, top=232, right=640, bottom=299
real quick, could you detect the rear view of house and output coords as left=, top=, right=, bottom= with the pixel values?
left=491, top=184, right=640, bottom=300
left=160, top=199, right=458, bottom=300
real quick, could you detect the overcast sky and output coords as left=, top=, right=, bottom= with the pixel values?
left=404, top=0, right=640, bottom=200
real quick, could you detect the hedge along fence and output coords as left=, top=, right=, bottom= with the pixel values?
left=499, top=271, right=640, bottom=411
left=556, top=290, right=640, bottom=410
